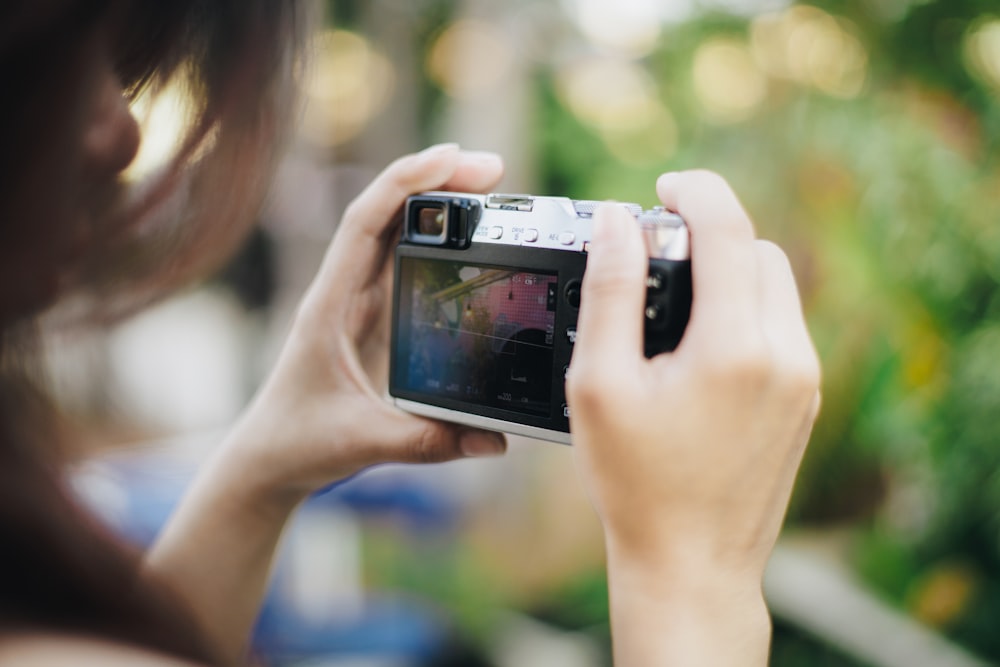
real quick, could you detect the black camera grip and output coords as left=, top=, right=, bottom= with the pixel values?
left=643, top=257, right=692, bottom=357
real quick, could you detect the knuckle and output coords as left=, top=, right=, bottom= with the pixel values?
left=341, top=197, right=364, bottom=226
left=780, top=353, right=823, bottom=399
left=680, top=170, right=754, bottom=238
left=704, top=337, right=772, bottom=383
left=754, top=239, right=791, bottom=269
left=386, top=157, right=416, bottom=188
left=704, top=335, right=822, bottom=407
left=810, top=390, right=823, bottom=420
left=566, top=364, right=629, bottom=416
left=385, top=153, right=418, bottom=181
left=366, top=156, right=419, bottom=200
left=565, top=364, right=595, bottom=405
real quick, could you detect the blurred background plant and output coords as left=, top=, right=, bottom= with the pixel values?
left=53, top=0, right=1000, bottom=665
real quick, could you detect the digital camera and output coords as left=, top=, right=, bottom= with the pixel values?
left=388, top=192, right=691, bottom=444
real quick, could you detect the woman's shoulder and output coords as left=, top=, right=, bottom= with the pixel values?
left=0, top=633, right=202, bottom=667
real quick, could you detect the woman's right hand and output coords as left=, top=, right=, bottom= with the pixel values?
left=566, top=170, right=820, bottom=666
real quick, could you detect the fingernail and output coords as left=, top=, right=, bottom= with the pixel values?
left=420, top=142, right=460, bottom=159
left=460, top=431, right=505, bottom=458
left=656, top=171, right=680, bottom=191
left=461, top=150, right=502, bottom=165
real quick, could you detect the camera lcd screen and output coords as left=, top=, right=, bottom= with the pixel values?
left=397, top=257, right=557, bottom=417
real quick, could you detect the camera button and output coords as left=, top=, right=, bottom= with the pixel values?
left=559, top=231, right=576, bottom=245
left=646, top=272, right=667, bottom=292
left=564, top=280, right=582, bottom=308
left=524, top=228, right=539, bottom=242
left=488, top=226, right=504, bottom=239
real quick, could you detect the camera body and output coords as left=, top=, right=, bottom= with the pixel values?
left=389, top=192, right=691, bottom=445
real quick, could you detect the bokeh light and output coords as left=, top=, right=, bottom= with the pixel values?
left=300, top=29, right=396, bottom=148
left=692, top=36, right=769, bottom=124
left=601, top=103, right=679, bottom=166
left=750, top=5, right=868, bottom=98
left=556, top=57, right=659, bottom=132
left=426, top=20, right=515, bottom=100
left=555, top=56, right=677, bottom=164
left=561, top=0, right=672, bottom=57
left=702, top=0, right=792, bottom=17
left=963, top=19, right=1000, bottom=92
left=125, top=71, right=198, bottom=182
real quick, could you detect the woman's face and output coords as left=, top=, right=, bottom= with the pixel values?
left=0, top=1, right=140, bottom=321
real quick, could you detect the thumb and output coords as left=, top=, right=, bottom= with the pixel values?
left=367, top=407, right=507, bottom=465
left=572, top=203, right=648, bottom=378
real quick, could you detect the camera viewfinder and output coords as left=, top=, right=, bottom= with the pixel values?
left=418, top=207, right=445, bottom=237
left=405, top=196, right=479, bottom=249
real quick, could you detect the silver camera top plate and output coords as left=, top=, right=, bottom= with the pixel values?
left=423, top=192, right=689, bottom=261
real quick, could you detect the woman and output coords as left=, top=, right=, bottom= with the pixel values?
left=0, top=1, right=820, bottom=665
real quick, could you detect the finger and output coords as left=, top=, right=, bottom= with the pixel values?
left=364, top=149, right=504, bottom=293
left=342, top=143, right=460, bottom=247
left=360, top=405, right=508, bottom=464
left=342, top=145, right=504, bottom=247
left=753, top=241, right=820, bottom=388
left=327, top=145, right=504, bottom=291
left=570, top=203, right=647, bottom=384
left=440, top=150, right=506, bottom=193
left=656, top=170, right=760, bottom=343
left=753, top=240, right=821, bottom=505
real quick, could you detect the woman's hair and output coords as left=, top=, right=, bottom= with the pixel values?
left=1, top=0, right=309, bottom=325
left=0, top=0, right=310, bottom=663
left=0, top=357, right=223, bottom=663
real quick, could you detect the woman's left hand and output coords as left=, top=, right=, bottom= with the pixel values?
left=228, top=144, right=507, bottom=502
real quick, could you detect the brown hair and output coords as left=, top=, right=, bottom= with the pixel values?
left=0, top=0, right=309, bottom=325
left=0, top=0, right=309, bottom=663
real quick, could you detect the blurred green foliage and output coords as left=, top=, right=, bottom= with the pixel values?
left=341, top=0, right=1000, bottom=662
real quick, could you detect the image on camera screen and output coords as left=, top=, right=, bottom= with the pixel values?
left=400, top=258, right=557, bottom=417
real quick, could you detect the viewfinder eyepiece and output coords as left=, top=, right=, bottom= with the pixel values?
left=418, top=206, right=446, bottom=237
left=404, top=195, right=480, bottom=249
